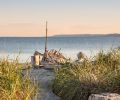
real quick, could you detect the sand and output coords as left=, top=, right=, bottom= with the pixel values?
left=23, top=68, right=60, bottom=100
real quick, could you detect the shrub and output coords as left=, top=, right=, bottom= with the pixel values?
left=53, top=48, right=120, bottom=100
left=0, top=58, right=38, bottom=100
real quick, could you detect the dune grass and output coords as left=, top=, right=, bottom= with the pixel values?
left=0, top=58, right=38, bottom=100
left=53, top=47, right=120, bottom=100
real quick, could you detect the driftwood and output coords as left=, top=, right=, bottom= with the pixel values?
left=43, top=49, right=66, bottom=64
left=31, top=51, right=43, bottom=67
left=89, top=93, right=120, bottom=100
left=31, top=49, right=66, bottom=68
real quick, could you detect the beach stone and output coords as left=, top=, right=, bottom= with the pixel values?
left=88, top=93, right=120, bottom=100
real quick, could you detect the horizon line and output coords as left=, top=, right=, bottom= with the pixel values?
left=0, top=33, right=119, bottom=37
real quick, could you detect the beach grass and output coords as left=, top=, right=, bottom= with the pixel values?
left=0, top=58, right=38, bottom=100
left=52, top=47, right=120, bottom=100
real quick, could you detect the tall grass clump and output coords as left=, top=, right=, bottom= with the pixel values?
left=53, top=47, right=120, bottom=100
left=0, top=58, right=38, bottom=100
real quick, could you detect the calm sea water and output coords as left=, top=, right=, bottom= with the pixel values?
left=0, top=36, right=120, bottom=62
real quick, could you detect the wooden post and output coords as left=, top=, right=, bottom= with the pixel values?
left=45, top=21, right=48, bottom=53
left=35, top=54, right=40, bottom=66
left=44, top=21, right=48, bottom=61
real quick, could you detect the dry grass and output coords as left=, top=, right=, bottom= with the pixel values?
left=53, top=47, right=120, bottom=100
left=0, top=58, right=38, bottom=100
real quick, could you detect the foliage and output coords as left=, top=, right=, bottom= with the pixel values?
left=53, top=47, right=120, bottom=100
left=0, top=58, right=38, bottom=100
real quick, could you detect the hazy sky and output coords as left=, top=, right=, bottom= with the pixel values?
left=0, top=0, right=120, bottom=36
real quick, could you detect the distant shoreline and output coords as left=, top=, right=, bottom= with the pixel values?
left=0, top=33, right=120, bottom=38
left=53, top=33, right=120, bottom=37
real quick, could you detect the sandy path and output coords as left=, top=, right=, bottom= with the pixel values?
left=24, top=68, right=60, bottom=100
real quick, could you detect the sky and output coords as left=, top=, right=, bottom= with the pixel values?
left=0, top=0, right=120, bottom=37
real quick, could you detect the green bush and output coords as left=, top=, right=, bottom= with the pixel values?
left=53, top=47, right=120, bottom=100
